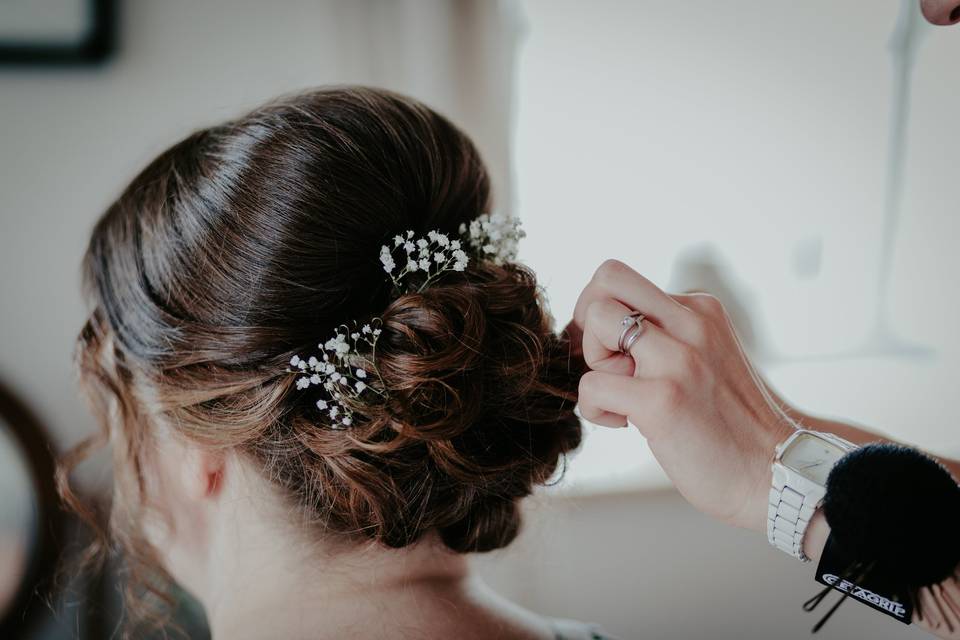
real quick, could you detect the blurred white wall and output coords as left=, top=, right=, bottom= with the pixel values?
left=0, top=1, right=957, bottom=639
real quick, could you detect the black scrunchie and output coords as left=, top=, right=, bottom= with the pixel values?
left=803, top=443, right=960, bottom=632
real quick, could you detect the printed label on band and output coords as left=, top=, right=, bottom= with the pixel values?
left=815, top=536, right=912, bottom=624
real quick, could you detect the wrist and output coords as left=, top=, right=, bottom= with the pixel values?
left=801, top=507, right=830, bottom=561
left=766, top=429, right=854, bottom=561
left=748, top=414, right=798, bottom=534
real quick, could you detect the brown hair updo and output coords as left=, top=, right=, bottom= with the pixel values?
left=61, top=87, right=582, bottom=626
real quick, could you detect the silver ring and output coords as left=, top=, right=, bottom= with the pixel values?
left=622, top=321, right=645, bottom=354
left=617, top=312, right=646, bottom=354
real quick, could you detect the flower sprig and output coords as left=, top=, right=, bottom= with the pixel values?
left=379, top=214, right=525, bottom=295
left=288, top=320, right=383, bottom=429
left=380, top=229, right=470, bottom=294
left=459, top=213, right=525, bottom=266
left=290, top=213, right=525, bottom=429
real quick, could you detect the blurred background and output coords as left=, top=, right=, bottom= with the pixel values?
left=1, top=0, right=958, bottom=638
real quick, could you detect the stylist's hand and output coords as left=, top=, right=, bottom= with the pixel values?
left=572, top=259, right=796, bottom=533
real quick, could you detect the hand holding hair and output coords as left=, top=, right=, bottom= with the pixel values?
left=571, top=258, right=960, bottom=638
left=571, top=258, right=795, bottom=532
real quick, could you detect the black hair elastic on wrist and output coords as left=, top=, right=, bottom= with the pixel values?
left=803, top=443, right=960, bottom=632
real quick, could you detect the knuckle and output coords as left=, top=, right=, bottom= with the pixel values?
left=584, top=299, right=605, bottom=328
left=690, top=293, right=723, bottom=316
left=593, top=258, right=628, bottom=287
left=578, top=371, right=602, bottom=398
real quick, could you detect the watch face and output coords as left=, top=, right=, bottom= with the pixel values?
left=781, top=433, right=847, bottom=485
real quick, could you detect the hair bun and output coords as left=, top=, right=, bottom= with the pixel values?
left=335, top=261, right=584, bottom=551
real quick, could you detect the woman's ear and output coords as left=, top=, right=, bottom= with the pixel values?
left=141, top=431, right=225, bottom=598
left=147, top=428, right=225, bottom=506
left=177, top=439, right=226, bottom=503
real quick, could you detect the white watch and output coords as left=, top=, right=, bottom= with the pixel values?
left=767, top=430, right=856, bottom=562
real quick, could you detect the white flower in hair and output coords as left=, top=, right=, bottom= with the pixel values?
left=459, top=213, right=525, bottom=266
left=286, top=318, right=384, bottom=430
left=379, top=213, right=522, bottom=294
left=288, top=213, right=524, bottom=429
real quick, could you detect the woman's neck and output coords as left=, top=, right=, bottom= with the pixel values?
left=205, top=539, right=474, bottom=639
left=197, top=476, right=474, bottom=639
left=170, top=456, right=553, bottom=640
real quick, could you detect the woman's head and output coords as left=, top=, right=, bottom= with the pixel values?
left=65, top=87, right=582, bottom=626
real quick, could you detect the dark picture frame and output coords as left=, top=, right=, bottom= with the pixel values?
left=0, top=0, right=116, bottom=66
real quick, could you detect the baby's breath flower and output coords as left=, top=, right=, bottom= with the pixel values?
left=462, top=213, right=524, bottom=266
left=378, top=216, right=521, bottom=295
left=291, top=215, right=523, bottom=430
left=380, top=246, right=396, bottom=274
left=287, top=319, right=384, bottom=430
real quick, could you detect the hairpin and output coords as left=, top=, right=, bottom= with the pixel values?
left=288, top=213, right=523, bottom=428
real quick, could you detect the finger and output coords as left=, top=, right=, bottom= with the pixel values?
left=568, top=314, right=631, bottom=376
left=587, top=351, right=636, bottom=376
left=583, top=298, right=687, bottom=378
left=582, top=298, right=636, bottom=375
left=917, top=586, right=948, bottom=632
left=578, top=370, right=671, bottom=438
left=573, top=259, right=692, bottom=335
left=576, top=403, right=628, bottom=428
left=577, top=371, right=628, bottom=427
left=935, top=583, right=960, bottom=634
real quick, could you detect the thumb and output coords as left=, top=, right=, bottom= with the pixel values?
left=578, top=370, right=671, bottom=439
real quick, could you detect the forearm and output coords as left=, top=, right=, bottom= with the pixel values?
left=760, top=376, right=960, bottom=480
left=791, top=412, right=960, bottom=481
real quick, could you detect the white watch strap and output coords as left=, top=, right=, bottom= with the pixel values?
left=767, top=482, right=819, bottom=562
